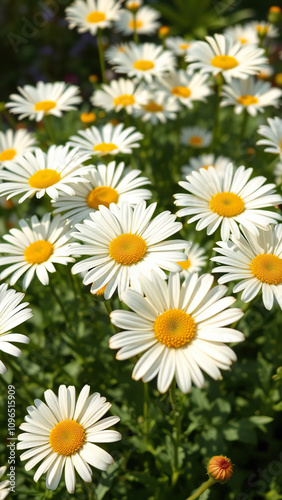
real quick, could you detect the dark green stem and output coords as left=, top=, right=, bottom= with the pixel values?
left=43, top=115, right=55, bottom=144
left=169, top=380, right=181, bottom=486
left=133, top=12, right=139, bottom=44
left=186, top=477, right=216, bottom=500
left=211, top=78, right=223, bottom=149
left=97, top=28, right=106, bottom=83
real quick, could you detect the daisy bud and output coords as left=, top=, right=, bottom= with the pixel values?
left=207, top=456, right=233, bottom=484
left=275, top=73, right=282, bottom=86
left=159, top=26, right=170, bottom=38
left=89, top=74, right=98, bottom=83
left=125, top=0, right=142, bottom=12
left=80, top=112, right=96, bottom=124
left=268, top=6, right=281, bottom=23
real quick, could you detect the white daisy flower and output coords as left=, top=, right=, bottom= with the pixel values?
left=110, top=272, right=244, bottom=393
left=68, top=123, right=143, bottom=157
left=0, top=129, right=36, bottom=167
left=224, top=24, right=259, bottom=46
left=177, top=243, right=207, bottom=277
left=65, top=0, right=122, bottom=35
left=105, top=42, right=130, bottom=62
left=125, top=0, right=142, bottom=10
left=52, top=161, right=152, bottom=226
left=157, top=70, right=212, bottom=109
left=0, top=214, right=74, bottom=289
left=174, top=163, right=282, bottom=241
left=165, top=37, right=194, bottom=57
left=0, top=466, right=9, bottom=498
left=109, top=42, right=176, bottom=83
left=221, top=77, right=282, bottom=116
left=256, top=66, right=274, bottom=81
left=186, top=34, right=268, bottom=83
left=91, top=78, right=150, bottom=114
left=71, top=201, right=189, bottom=299
left=181, top=154, right=232, bottom=178
left=0, top=284, right=32, bottom=375
left=115, top=6, right=160, bottom=36
left=180, top=127, right=212, bottom=149
left=212, top=225, right=282, bottom=310
left=257, top=117, right=282, bottom=154
left=17, top=385, right=121, bottom=494
left=0, top=145, right=91, bottom=203
left=248, top=21, right=279, bottom=40
left=134, top=91, right=180, bottom=124
left=6, top=82, right=82, bottom=122
left=274, top=161, right=282, bottom=185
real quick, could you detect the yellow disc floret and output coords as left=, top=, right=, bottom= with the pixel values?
left=24, top=240, right=53, bottom=264
left=144, top=101, right=163, bottom=113
left=29, top=169, right=61, bottom=189
left=189, top=136, right=203, bottom=146
left=154, top=309, right=196, bottom=348
left=177, top=258, right=191, bottom=270
left=86, top=11, right=106, bottom=23
left=250, top=254, right=282, bottom=285
left=209, top=192, right=245, bottom=217
left=0, top=148, right=17, bottom=162
left=114, top=94, right=135, bottom=107
left=171, top=86, right=191, bottom=98
left=34, top=101, right=56, bottom=112
left=133, top=60, right=155, bottom=71
left=211, top=55, right=239, bottom=70
left=93, top=143, right=118, bottom=153
left=237, top=95, right=258, bottom=106
left=87, top=186, right=118, bottom=209
left=109, top=233, right=147, bottom=265
left=128, top=19, right=143, bottom=29
left=49, top=419, right=85, bottom=456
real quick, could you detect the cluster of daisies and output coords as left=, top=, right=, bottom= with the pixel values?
left=0, top=0, right=282, bottom=495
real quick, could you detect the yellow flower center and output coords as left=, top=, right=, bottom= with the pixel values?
left=93, top=142, right=118, bottom=153
left=86, top=11, right=106, bottom=23
left=256, top=25, right=268, bottom=36
left=154, top=309, right=196, bottom=348
left=87, top=186, right=118, bottom=209
left=24, top=240, right=53, bottom=264
left=133, top=60, right=155, bottom=71
left=118, top=47, right=125, bottom=52
left=237, top=95, right=258, bottom=106
left=113, top=94, right=135, bottom=107
left=0, top=148, right=17, bottom=162
left=109, top=233, right=147, bottom=265
left=250, top=254, right=282, bottom=285
left=128, top=19, right=143, bottom=29
left=239, top=37, right=247, bottom=44
left=144, top=101, right=163, bottom=113
left=94, top=284, right=107, bottom=296
left=128, top=2, right=139, bottom=9
left=177, top=258, right=191, bottom=270
left=202, top=164, right=215, bottom=170
left=211, top=55, right=239, bottom=70
left=189, top=136, right=203, bottom=146
left=80, top=112, right=96, bottom=123
left=171, top=86, right=191, bottom=98
left=209, top=192, right=245, bottom=217
left=34, top=100, right=56, bottom=112
left=49, top=420, right=85, bottom=456
left=179, top=43, right=190, bottom=50
left=28, top=169, right=61, bottom=189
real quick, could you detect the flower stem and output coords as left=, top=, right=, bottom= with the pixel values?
left=133, top=12, right=139, bottom=44
left=237, top=109, right=249, bottom=156
left=48, top=277, right=70, bottom=328
left=169, top=380, right=180, bottom=486
left=43, top=115, right=55, bottom=144
left=211, top=76, right=223, bottom=149
left=97, top=28, right=106, bottom=83
left=143, top=382, right=149, bottom=434
left=186, top=477, right=216, bottom=500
